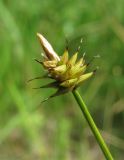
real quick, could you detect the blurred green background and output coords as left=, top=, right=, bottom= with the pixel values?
left=0, top=0, right=124, bottom=159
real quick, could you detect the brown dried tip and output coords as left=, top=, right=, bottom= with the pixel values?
left=37, top=33, right=60, bottom=61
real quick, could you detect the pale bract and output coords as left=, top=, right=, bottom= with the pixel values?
left=37, top=33, right=60, bottom=61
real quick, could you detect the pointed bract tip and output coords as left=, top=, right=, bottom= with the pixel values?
left=34, top=59, right=43, bottom=64
left=37, top=33, right=45, bottom=44
left=37, top=33, right=45, bottom=41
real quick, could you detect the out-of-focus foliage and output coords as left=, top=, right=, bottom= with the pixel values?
left=0, top=0, right=124, bottom=159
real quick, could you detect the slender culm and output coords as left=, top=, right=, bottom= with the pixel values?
left=72, top=89, right=113, bottom=160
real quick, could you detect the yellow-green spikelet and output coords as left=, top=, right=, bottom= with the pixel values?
left=42, top=49, right=93, bottom=89
left=35, top=33, right=94, bottom=100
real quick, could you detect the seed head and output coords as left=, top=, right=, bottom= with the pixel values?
left=32, top=33, right=96, bottom=102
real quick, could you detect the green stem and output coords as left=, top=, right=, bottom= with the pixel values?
left=72, top=89, right=113, bottom=160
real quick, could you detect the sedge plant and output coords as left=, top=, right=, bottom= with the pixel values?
left=29, top=33, right=113, bottom=160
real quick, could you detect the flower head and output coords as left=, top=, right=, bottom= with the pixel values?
left=31, top=33, right=96, bottom=102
